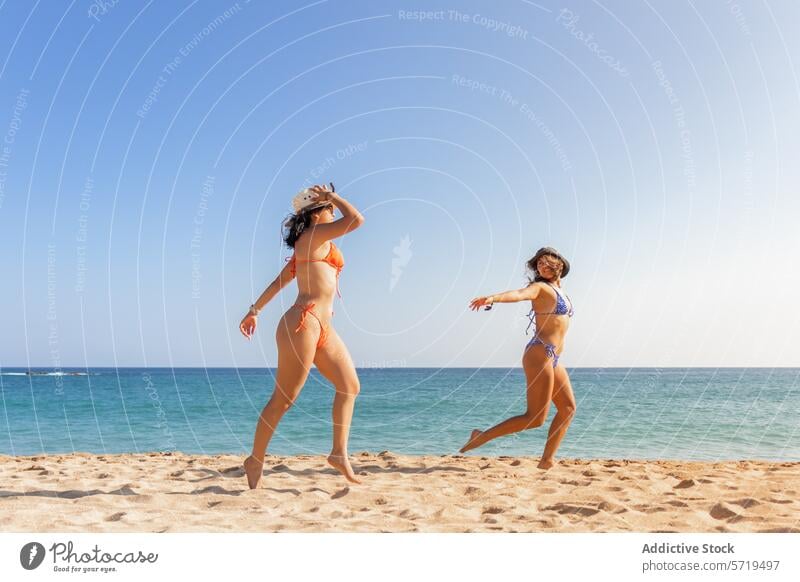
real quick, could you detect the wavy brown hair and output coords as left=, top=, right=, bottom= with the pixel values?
left=282, top=203, right=333, bottom=248
left=526, top=253, right=565, bottom=283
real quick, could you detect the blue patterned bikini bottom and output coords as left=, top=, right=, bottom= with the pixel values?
left=526, top=336, right=560, bottom=368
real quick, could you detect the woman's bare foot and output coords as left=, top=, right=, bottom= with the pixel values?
left=243, top=455, right=264, bottom=489
left=327, top=454, right=361, bottom=484
left=537, top=458, right=555, bottom=470
left=459, top=429, right=483, bottom=453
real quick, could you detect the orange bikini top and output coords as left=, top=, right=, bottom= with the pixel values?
left=286, top=241, right=345, bottom=297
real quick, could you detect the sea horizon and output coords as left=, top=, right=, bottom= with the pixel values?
left=1, top=367, right=797, bottom=461
left=4, top=366, right=799, bottom=371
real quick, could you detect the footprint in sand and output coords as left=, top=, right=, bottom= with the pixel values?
left=190, top=485, right=241, bottom=496
left=709, top=502, right=740, bottom=520
left=633, top=505, right=668, bottom=514
left=464, top=486, right=483, bottom=496
left=331, top=487, right=349, bottom=500
left=667, top=500, right=689, bottom=508
left=374, top=497, right=388, bottom=505
left=544, top=503, right=600, bottom=517
left=731, top=498, right=760, bottom=509
left=597, top=501, right=628, bottom=514
left=674, top=479, right=695, bottom=489
left=482, top=506, right=505, bottom=515
left=305, top=487, right=329, bottom=495
left=105, top=512, right=126, bottom=522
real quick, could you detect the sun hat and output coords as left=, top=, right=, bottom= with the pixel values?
left=532, top=246, right=571, bottom=278
left=292, top=188, right=322, bottom=213
left=291, top=183, right=335, bottom=214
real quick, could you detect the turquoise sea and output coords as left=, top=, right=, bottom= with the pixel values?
left=1, top=368, right=798, bottom=460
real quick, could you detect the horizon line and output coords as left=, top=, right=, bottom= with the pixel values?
left=2, top=365, right=799, bottom=370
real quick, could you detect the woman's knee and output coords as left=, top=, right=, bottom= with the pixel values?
left=268, top=390, right=298, bottom=412
left=337, top=379, right=360, bottom=397
left=522, top=411, right=548, bottom=429
left=559, top=401, right=577, bottom=418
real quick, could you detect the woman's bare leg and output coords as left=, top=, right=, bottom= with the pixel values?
left=313, top=327, right=361, bottom=484
left=460, top=344, right=554, bottom=453
left=244, top=311, right=318, bottom=489
left=538, top=363, right=577, bottom=469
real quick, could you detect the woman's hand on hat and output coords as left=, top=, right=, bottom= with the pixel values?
left=309, top=184, right=334, bottom=203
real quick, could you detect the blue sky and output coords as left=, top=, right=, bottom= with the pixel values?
left=1, top=0, right=798, bottom=368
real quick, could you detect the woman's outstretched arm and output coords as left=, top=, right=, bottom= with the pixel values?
left=469, top=284, right=540, bottom=311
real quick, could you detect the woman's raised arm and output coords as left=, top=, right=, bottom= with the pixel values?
left=309, top=185, right=364, bottom=241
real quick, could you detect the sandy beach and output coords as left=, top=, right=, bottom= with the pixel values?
left=1, top=452, right=798, bottom=532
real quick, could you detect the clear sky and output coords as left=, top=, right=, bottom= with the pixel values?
left=1, top=0, right=798, bottom=368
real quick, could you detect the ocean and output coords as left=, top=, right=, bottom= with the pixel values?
left=1, top=367, right=798, bottom=460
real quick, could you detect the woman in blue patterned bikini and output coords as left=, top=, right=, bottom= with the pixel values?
left=460, top=247, right=576, bottom=470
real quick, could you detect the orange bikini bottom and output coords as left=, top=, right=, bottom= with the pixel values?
left=292, top=303, right=331, bottom=349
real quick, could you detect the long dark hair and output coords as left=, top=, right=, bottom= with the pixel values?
left=526, top=253, right=564, bottom=284
left=283, top=204, right=332, bottom=248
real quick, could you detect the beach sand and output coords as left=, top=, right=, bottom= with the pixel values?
left=1, top=452, right=798, bottom=532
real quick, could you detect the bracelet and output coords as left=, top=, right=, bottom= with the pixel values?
left=248, top=303, right=259, bottom=316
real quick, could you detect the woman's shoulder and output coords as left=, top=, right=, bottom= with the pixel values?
left=293, top=234, right=333, bottom=254
left=526, top=281, right=550, bottom=291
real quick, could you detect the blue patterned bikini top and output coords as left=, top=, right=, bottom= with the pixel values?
left=525, top=282, right=574, bottom=334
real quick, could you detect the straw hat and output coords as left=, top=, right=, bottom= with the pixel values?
left=291, top=182, right=335, bottom=213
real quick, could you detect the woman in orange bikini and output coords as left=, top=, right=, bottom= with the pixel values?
left=460, top=247, right=576, bottom=470
left=239, top=183, right=365, bottom=487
